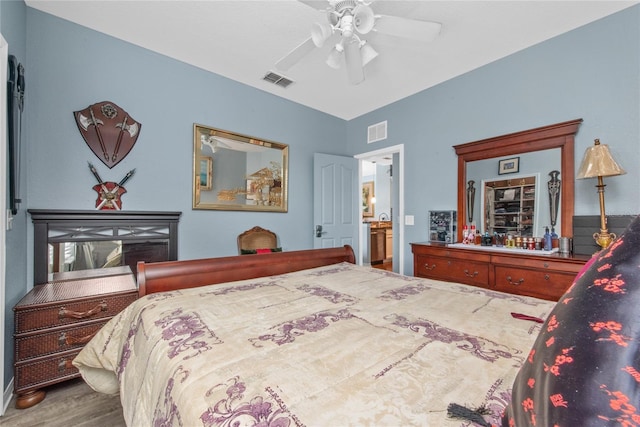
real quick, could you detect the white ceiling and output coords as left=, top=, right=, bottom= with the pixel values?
left=25, top=0, right=638, bottom=120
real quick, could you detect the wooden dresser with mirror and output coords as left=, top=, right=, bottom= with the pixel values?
left=412, top=119, right=591, bottom=301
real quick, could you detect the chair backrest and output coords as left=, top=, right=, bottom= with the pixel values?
left=237, top=226, right=278, bottom=254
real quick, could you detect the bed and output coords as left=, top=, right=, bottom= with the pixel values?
left=73, top=245, right=557, bottom=426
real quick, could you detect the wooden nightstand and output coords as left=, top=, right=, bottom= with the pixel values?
left=13, top=266, right=137, bottom=409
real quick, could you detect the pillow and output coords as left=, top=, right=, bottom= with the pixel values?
left=240, top=247, right=282, bottom=255
left=501, top=215, right=640, bottom=426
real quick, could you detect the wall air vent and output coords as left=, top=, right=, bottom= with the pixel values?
left=367, top=120, right=387, bottom=143
left=263, top=71, right=294, bottom=88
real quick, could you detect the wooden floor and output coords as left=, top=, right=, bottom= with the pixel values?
left=372, top=259, right=393, bottom=271
left=2, top=379, right=125, bottom=427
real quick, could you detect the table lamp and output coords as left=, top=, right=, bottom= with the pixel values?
left=576, top=139, right=626, bottom=250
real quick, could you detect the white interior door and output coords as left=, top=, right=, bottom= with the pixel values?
left=313, top=153, right=358, bottom=254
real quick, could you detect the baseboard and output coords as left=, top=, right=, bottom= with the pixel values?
left=2, top=377, right=14, bottom=416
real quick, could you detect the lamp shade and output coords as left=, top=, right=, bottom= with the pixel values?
left=576, top=139, right=626, bottom=179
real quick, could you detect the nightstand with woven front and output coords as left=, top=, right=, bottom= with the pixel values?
left=13, top=266, right=137, bottom=409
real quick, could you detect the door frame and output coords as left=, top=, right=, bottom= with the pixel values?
left=355, top=144, right=405, bottom=275
left=1, top=33, right=8, bottom=414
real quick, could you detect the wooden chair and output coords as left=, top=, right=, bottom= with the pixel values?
left=237, top=226, right=278, bottom=254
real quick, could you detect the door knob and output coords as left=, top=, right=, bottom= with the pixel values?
left=315, top=225, right=326, bottom=238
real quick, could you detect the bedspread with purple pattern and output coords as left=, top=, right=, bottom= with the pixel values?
left=73, top=263, right=555, bottom=426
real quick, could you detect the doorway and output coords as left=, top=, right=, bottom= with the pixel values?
left=355, top=144, right=404, bottom=275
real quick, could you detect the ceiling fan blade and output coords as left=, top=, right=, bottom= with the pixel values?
left=275, top=37, right=316, bottom=71
left=374, top=15, right=442, bottom=42
left=343, top=38, right=364, bottom=85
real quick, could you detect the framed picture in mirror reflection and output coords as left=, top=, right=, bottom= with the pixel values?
left=199, top=157, right=213, bottom=190
left=498, top=157, right=520, bottom=175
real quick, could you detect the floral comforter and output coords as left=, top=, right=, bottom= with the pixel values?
left=73, top=262, right=555, bottom=426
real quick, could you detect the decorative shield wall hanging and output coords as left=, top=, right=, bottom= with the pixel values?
left=88, top=162, right=135, bottom=210
left=74, top=101, right=141, bottom=168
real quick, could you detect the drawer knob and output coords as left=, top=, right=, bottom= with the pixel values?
left=59, top=300, right=107, bottom=320
left=463, top=269, right=479, bottom=278
left=544, top=274, right=550, bottom=281
left=423, top=263, right=436, bottom=270
left=506, top=276, right=525, bottom=286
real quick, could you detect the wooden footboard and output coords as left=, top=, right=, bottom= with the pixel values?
left=137, top=245, right=356, bottom=296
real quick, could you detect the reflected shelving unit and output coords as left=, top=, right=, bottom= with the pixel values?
left=484, top=176, right=536, bottom=237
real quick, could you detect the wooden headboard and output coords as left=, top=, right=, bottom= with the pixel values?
left=137, top=245, right=356, bottom=296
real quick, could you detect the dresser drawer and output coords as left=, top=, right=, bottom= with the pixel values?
left=416, top=255, right=490, bottom=287
left=15, top=319, right=107, bottom=360
left=15, top=292, right=136, bottom=333
left=494, top=266, right=576, bottom=300
left=491, top=254, right=585, bottom=274
left=14, top=349, right=81, bottom=392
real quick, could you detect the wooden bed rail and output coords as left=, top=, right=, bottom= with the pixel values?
left=137, top=245, right=356, bottom=296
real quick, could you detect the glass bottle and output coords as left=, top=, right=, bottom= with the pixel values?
left=544, top=227, right=552, bottom=251
left=551, top=227, right=559, bottom=249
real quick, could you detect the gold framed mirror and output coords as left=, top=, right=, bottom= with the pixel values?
left=193, top=124, right=288, bottom=212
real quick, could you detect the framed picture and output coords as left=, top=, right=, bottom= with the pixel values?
left=362, top=181, right=375, bottom=217
left=498, top=157, right=520, bottom=175
left=199, top=157, right=213, bottom=190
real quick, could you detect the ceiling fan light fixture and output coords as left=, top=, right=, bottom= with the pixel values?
left=353, top=4, right=375, bottom=34
left=340, top=14, right=355, bottom=38
left=360, top=41, right=378, bottom=66
left=311, top=22, right=333, bottom=47
left=326, top=42, right=344, bottom=69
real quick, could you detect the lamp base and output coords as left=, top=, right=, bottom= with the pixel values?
left=593, top=229, right=617, bottom=250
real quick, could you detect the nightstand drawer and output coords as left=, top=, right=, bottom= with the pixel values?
left=15, top=319, right=107, bottom=360
left=15, top=292, right=136, bottom=333
left=14, top=349, right=81, bottom=391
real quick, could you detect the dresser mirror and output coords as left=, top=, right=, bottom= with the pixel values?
left=454, top=119, right=582, bottom=242
left=193, top=124, right=289, bottom=212
left=470, top=146, right=561, bottom=238
left=29, top=210, right=180, bottom=285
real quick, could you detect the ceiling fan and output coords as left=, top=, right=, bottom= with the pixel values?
left=275, top=0, right=442, bottom=85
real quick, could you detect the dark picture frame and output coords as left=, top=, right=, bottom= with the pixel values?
left=498, top=157, right=520, bottom=175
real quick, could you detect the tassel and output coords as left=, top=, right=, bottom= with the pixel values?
left=447, top=403, right=492, bottom=427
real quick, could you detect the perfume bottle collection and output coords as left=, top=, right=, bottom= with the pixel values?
left=461, top=224, right=572, bottom=253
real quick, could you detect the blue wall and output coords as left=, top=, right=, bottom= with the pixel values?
left=2, top=2, right=639, bottom=395
left=1, top=0, right=28, bottom=393
left=346, top=6, right=640, bottom=273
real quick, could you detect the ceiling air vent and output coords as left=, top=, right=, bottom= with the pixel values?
left=367, top=120, right=387, bottom=143
left=263, top=71, right=294, bottom=88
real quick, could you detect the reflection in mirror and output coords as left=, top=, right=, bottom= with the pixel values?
left=482, top=174, right=540, bottom=237
left=468, top=149, right=559, bottom=237
left=48, top=240, right=169, bottom=276
left=193, top=124, right=288, bottom=212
